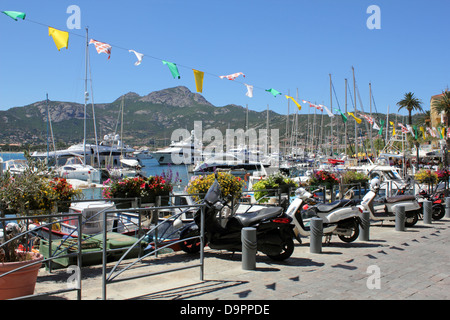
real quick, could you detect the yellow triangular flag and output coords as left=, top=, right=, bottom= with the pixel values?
left=192, top=69, right=204, bottom=93
left=420, top=126, right=425, bottom=138
left=348, top=112, right=362, bottom=124
left=389, top=121, right=396, bottom=136
left=285, top=95, right=301, bottom=110
left=48, top=27, right=69, bottom=51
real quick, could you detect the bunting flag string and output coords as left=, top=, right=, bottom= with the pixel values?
left=3, top=9, right=404, bottom=117
left=48, top=27, right=69, bottom=51
left=348, top=112, right=362, bottom=124
left=285, top=95, right=301, bottom=110
left=89, top=39, right=111, bottom=59
left=219, top=72, right=245, bottom=80
left=129, top=50, right=143, bottom=66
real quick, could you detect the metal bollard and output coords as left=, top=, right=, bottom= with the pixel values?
left=423, top=200, right=432, bottom=225
left=241, top=227, right=257, bottom=270
left=359, top=210, right=370, bottom=241
left=446, top=197, right=450, bottom=219
left=310, top=217, right=323, bottom=254
left=395, top=205, right=406, bottom=232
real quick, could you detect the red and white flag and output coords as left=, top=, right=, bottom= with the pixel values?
left=359, top=113, right=374, bottom=124
left=219, top=72, right=245, bottom=80
left=309, top=103, right=323, bottom=112
left=89, top=39, right=112, bottom=59
left=398, top=123, right=409, bottom=134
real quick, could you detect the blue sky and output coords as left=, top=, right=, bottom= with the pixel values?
left=1, top=0, right=449, bottom=118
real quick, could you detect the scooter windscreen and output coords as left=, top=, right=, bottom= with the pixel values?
left=204, top=179, right=221, bottom=205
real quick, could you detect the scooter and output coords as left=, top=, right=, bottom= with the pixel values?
left=179, top=178, right=295, bottom=261
left=359, top=178, right=421, bottom=227
left=416, top=189, right=446, bottom=221
left=285, top=188, right=363, bottom=244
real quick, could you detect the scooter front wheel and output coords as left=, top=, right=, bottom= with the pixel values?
left=266, top=237, right=294, bottom=261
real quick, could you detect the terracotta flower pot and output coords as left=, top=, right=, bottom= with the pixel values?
left=0, top=252, right=44, bottom=300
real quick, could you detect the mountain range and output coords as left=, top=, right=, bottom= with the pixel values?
left=0, top=86, right=415, bottom=149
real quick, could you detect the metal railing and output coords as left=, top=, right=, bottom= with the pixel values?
left=100, top=203, right=205, bottom=300
left=0, top=213, right=83, bottom=300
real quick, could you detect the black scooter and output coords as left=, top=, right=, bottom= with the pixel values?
left=179, top=179, right=295, bottom=261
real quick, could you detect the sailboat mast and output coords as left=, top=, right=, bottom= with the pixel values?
left=329, top=74, right=333, bottom=156
left=344, top=78, right=348, bottom=156
left=352, top=66, right=357, bottom=160
left=83, top=27, right=89, bottom=166
left=369, top=82, right=373, bottom=157
left=46, top=93, right=49, bottom=167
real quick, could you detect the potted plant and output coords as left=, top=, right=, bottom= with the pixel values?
left=252, top=172, right=297, bottom=203
left=102, top=174, right=174, bottom=207
left=415, top=169, right=439, bottom=193
left=187, top=172, right=245, bottom=202
left=0, top=153, right=71, bottom=299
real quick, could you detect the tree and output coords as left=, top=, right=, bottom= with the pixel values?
left=431, top=90, right=450, bottom=166
left=397, top=92, right=424, bottom=170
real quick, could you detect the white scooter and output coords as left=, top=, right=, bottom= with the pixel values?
left=285, top=188, right=363, bottom=244
left=358, top=178, right=420, bottom=227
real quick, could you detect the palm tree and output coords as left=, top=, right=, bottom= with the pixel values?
left=397, top=92, right=423, bottom=125
left=431, top=90, right=450, bottom=126
left=431, top=90, right=450, bottom=166
left=397, top=92, right=423, bottom=170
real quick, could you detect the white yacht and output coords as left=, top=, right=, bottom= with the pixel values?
left=1, top=159, right=28, bottom=175
left=151, top=131, right=202, bottom=165
left=55, top=157, right=101, bottom=183
left=132, top=148, right=154, bottom=160
left=31, top=134, right=135, bottom=167
left=193, top=152, right=262, bottom=173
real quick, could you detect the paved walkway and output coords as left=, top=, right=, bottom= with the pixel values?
left=34, top=217, right=450, bottom=300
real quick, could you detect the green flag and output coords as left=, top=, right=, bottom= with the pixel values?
left=379, top=119, right=385, bottom=135
left=265, top=88, right=282, bottom=97
left=413, top=125, right=418, bottom=139
left=2, top=11, right=26, bottom=21
left=334, top=108, right=347, bottom=123
left=162, top=60, right=180, bottom=79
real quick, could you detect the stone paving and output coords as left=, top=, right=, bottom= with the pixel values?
left=33, top=217, right=450, bottom=300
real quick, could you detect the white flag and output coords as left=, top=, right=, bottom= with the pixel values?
left=321, top=105, right=334, bottom=117
left=244, top=84, right=253, bottom=98
left=373, top=122, right=380, bottom=130
left=129, top=50, right=144, bottom=66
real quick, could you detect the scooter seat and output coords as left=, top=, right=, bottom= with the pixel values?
left=315, top=199, right=354, bottom=213
left=234, top=207, right=283, bottom=227
left=385, top=195, right=416, bottom=203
